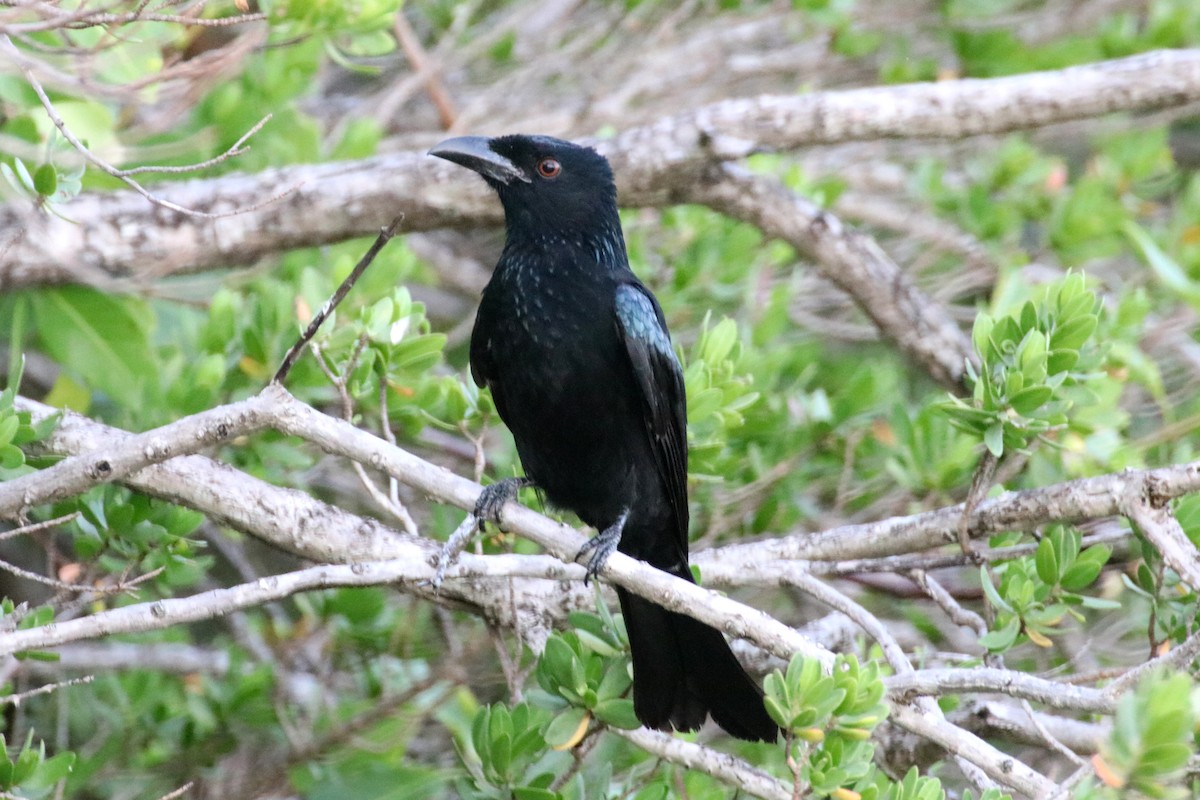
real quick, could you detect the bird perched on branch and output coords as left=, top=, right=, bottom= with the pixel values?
left=429, top=133, right=778, bottom=742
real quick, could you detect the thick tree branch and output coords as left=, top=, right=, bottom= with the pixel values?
left=7, top=390, right=1159, bottom=792
left=890, top=702, right=1056, bottom=797
left=686, top=163, right=972, bottom=387
left=3, top=49, right=1198, bottom=289
left=700, top=461, right=1200, bottom=566
left=1121, top=493, right=1200, bottom=590
left=9, top=393, right=590, bottom=648
left=886, top=669, right=1114, bottom=714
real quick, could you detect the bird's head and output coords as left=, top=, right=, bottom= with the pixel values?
left=429, top=134, right=621, bottom=244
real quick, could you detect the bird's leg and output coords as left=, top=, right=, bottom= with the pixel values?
left=576, top=509, right=628, bottom=585
left=427, top=477, right=535, bottom=593
left=474, top=476, right=536, bottom=531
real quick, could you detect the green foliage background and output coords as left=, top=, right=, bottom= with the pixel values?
left=2, top=1, right=1200, bottom=798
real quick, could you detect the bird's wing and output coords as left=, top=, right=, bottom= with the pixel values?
left=469, top=289, right=498, bottom=390
left=614, top=281, right=689, bottom=549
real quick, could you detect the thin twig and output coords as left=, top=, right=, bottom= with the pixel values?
left=908, top=569, right=986, bottom=635
left=0, top=674, right=93, bottom=707
left=0, top=511, right=79, bottom=541
left=119, top=114, right=272, bottom=175
left=154, top=781, right=194, bottom=800
left=1, top=34, right=282, bottom=219
left=273, top=216, right=405, bottom=385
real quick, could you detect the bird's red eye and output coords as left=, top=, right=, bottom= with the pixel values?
left=536, top=157, right=561, bottom=179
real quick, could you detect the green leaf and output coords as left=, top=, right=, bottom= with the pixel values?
left=1045, top=348, right=1079, bottom=376
left=978, top=616, right=1020, bottom=652
left=1078, top=595, right=1122, bottom=610
left=1050, top=314, right=1098, bottom=352
left=983, top=422, right=1005, bottom=457
left=972, top=312, right=995, bottom=360
left=979, top=566, right=1014, bottom=614
left=0, top=413, right=18, bottom=447
left=0, top=445, right=23, bottom=469
left=1060, top=545, right=1111, bottom=592
left=32, top=163, right=56, bottom=197
left=701, top=317, right=738, bottom=363
left=592, top=698, right=639, bottom=729
left=1035, top=537, right=1059, bottom=585
left=1009, top=385, right=1053, bottom=416
left=543, top=707, right=589, bottom=749
left=14, top=158, right=35, bottom=193
left=23, top=751, right=73, bottom=788
left=29, top=288, right=156, bottom=411
left=1123, top=220, right=1200, bottom=309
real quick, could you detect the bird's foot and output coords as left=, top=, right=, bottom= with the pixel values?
left=576, top=510, right=628, bottom=585
left=474, top=477, right=535, bottom=532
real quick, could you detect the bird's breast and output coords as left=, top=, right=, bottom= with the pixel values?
left=475, top=259, right=649, bottom=526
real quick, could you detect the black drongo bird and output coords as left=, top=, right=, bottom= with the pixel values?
left=429, top=134, right=778, bottom=743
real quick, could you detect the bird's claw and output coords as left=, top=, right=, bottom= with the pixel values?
left=474, top=477, right=534, bottom=532
left=576, top=511, right=627, bottom=584
left=427, top=477, right=535, bottom=592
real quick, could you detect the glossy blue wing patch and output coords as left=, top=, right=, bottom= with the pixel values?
left=615, top=284, right=677, bottom=364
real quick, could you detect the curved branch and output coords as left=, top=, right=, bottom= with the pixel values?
left=686, top=163, right=972, bottom=388
left=4, top=49, right=1199, bottom=289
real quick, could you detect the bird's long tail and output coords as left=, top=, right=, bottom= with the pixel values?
left=616, top=573, right=779, bottom=742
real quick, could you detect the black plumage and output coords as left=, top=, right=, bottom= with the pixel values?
left=429, top=134, right=779, bottom=742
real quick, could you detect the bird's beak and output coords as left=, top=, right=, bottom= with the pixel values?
left=428, top=136, right=531, bottom=185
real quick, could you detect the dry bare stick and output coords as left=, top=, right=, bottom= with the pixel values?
left=21, top=642, right=230, bottom=675
left=312, top=340, right=419, bottom=535
left=0, top=554, right=583, bottom=658
left=0, top=674, right=93, bottom=707
left=907, top=569, right=987, bottom=635
left=1103, top=627, right=1200, bottom=698
left=750, top=527, right=1127, bottom=577
left=0, top=511, right=79, bottom=541
left=961, top=701, right=1106, bottom=756
left=273, top=216, right=405, bottom=384
left=154, top=781, right=193, bottom=800
left=604, top=48, right=1200, bottom=188
left=0, top=395, right=275, bottom=520
left=0, top=5, right=264, bottom=35
left=393, top=11, right=458, bottom=129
